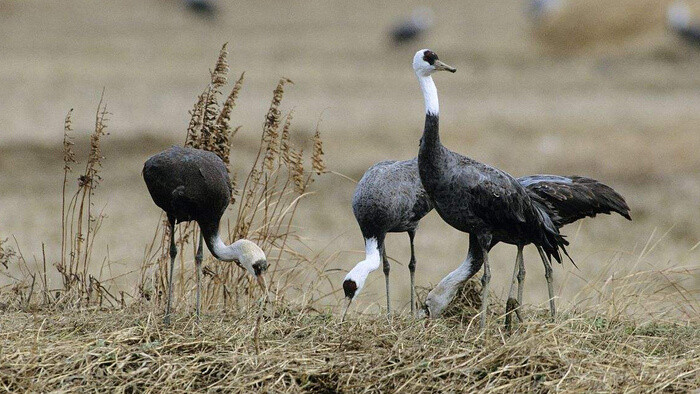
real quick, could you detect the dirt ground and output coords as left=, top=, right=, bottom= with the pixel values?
left=1, top=0, right=699, bottom=316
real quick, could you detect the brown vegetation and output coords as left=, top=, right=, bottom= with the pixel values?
left=0, top=1, right=699, bottom=391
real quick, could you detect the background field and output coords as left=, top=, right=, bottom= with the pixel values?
left=1, top=0, right=699, bottom=318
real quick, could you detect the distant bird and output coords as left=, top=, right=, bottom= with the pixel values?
left=668, top=1, right=700, bottom=46
left=390, top=7, right=434, bottom=44
left=342, top=158, right=433, bottom=320
left=411, top=49, right=570, bottom=330
left=143, top=146, right=268, bottom=324
left=525, top=0, right=564, bottom=24
left=504, top=175, right=630, bottom=328
left=184, top=0, right=217, bottom=18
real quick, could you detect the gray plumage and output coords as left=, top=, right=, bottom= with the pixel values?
left=390, top=7, right=434, bottom=45
left=348, top=158, right=433, bottom=314
left=419, top=115, right=568, bottom=261
left=184, top=0, right=217, bottom=18
left=143, top=145, right=231, bottom=247
left=522, top=175, right=631, bottom=229
left=352, top=158, right=432, bottom=242
left=353, top=159, right=630, bottom=248
left=143, top=145, right=231, bottom=324
left=525, top=0, right=563, bottom=23
left=668, top=2, right=700, bottom=47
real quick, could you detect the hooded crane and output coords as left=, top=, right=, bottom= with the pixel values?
left=143, top=146, right=268, bottom=324
left=342, top=156, right=630, bottom=323
left=500, top=175, right=630, bottom=328
left=412, top=49, right=570, bottom=330
left=342, top=158, right=433, bottom=320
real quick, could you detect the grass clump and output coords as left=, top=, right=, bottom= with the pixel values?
left=0, top=301, right=696, bottom=392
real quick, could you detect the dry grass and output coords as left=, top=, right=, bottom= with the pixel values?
left=0, top=285, right=697, bottom=392
left=530, top=0, right=670, bottom=53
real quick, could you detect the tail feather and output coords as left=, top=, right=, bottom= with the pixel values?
left=521, top=175, right=631, bottom=228
left=533, top=201, right=572, bottom=266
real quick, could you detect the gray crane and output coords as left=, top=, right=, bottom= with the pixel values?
left=341, top=155, right=629, bottom=324
left=342, top=158, right=433, bottom=320
left=390, top=7, right=434, bottom=45
left=411, top=49, right=573, bottom=330
left=143, top=146, right=268, bottom=324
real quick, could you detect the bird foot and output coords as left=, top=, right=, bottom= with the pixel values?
left=504, top=297, right=523, bottom=332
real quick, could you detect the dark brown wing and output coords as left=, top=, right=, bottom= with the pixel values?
left=520, top=175, right=631, bottom=228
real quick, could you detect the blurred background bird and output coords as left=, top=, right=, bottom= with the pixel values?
left=667, top=1, right=700, bottom=46
left=390, top=7, right=434, bottom=44
left=183, top=0, right=217, bottom=18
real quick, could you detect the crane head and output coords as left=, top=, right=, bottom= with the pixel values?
left=413, top=49, right=456, bottom=77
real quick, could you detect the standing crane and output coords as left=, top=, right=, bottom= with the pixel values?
left=411, top=49, right=571, bottom=330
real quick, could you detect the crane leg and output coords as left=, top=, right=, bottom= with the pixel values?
left=165, top=220, right=177, bottom=326
left=517, top=246, right=526, bottom=308
left=408, top=230, right=417, bottom=317
left=195, top=230, right=204, bottom=322
left=479, top=250, right=491, bottom=332
left=382, top=243, right=391, bottom=316
left=505, top=245, right=524, bottom=331
left=537, top=246, right=556, bottom=318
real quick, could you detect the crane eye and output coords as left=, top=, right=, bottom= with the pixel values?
left=422, top=50, right=438, bottom=65
left=422, top=303, right=431, bottom=317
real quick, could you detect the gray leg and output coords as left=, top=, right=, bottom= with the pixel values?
left=479, top=251, right=491, bottom=331
left=537, top=246, right=556, bottom=317
left=517, top=246, right=526, bottom=307
left=195, top=231, right=204, bottom=322
left=165, top=220, right=177, bottom=326
left=408, top=230, right=417, bottom=317
left=505, top=246, right=524, bottom=331
left=382, top=244, right=391, bottom=316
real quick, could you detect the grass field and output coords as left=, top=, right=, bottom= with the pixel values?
left=0, top=0, right=699, bottom=391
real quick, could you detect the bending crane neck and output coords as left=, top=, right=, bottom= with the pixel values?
left=199, top=221, right=239, bottom=262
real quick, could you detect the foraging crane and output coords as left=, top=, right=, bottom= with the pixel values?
left=668, top=1, right=700, bottom=47
left=342, top=158, right=433, bottom=320
left=143, top=146, right=268, bottom=324
left=341, top=157, right=630, bottom=323
left=412, top=49, right=570, bottom=330
left=390, top=7, right=434, bottom=44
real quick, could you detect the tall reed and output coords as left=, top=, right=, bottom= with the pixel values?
left=143, top=44, right=326, bottom=313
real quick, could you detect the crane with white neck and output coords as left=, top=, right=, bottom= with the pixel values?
left=412, top=49, right=570, bottom=330
left=342, top=158, right=433, bottom=320
left=143, top=146, right=268, bottom=325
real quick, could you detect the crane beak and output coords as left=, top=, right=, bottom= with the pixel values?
left=434, top=60, right=456, bottom=73
left=341, top=297, right=353, bottom=323
left=256, top=274, right=269, bottom=303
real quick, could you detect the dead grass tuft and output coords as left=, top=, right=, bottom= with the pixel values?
left=530, top=0, right=668, bottom=53
left=0, top=297, right=696, bottom=392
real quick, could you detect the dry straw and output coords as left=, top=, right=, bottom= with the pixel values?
left=0, top=280, right=696, bottom=392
